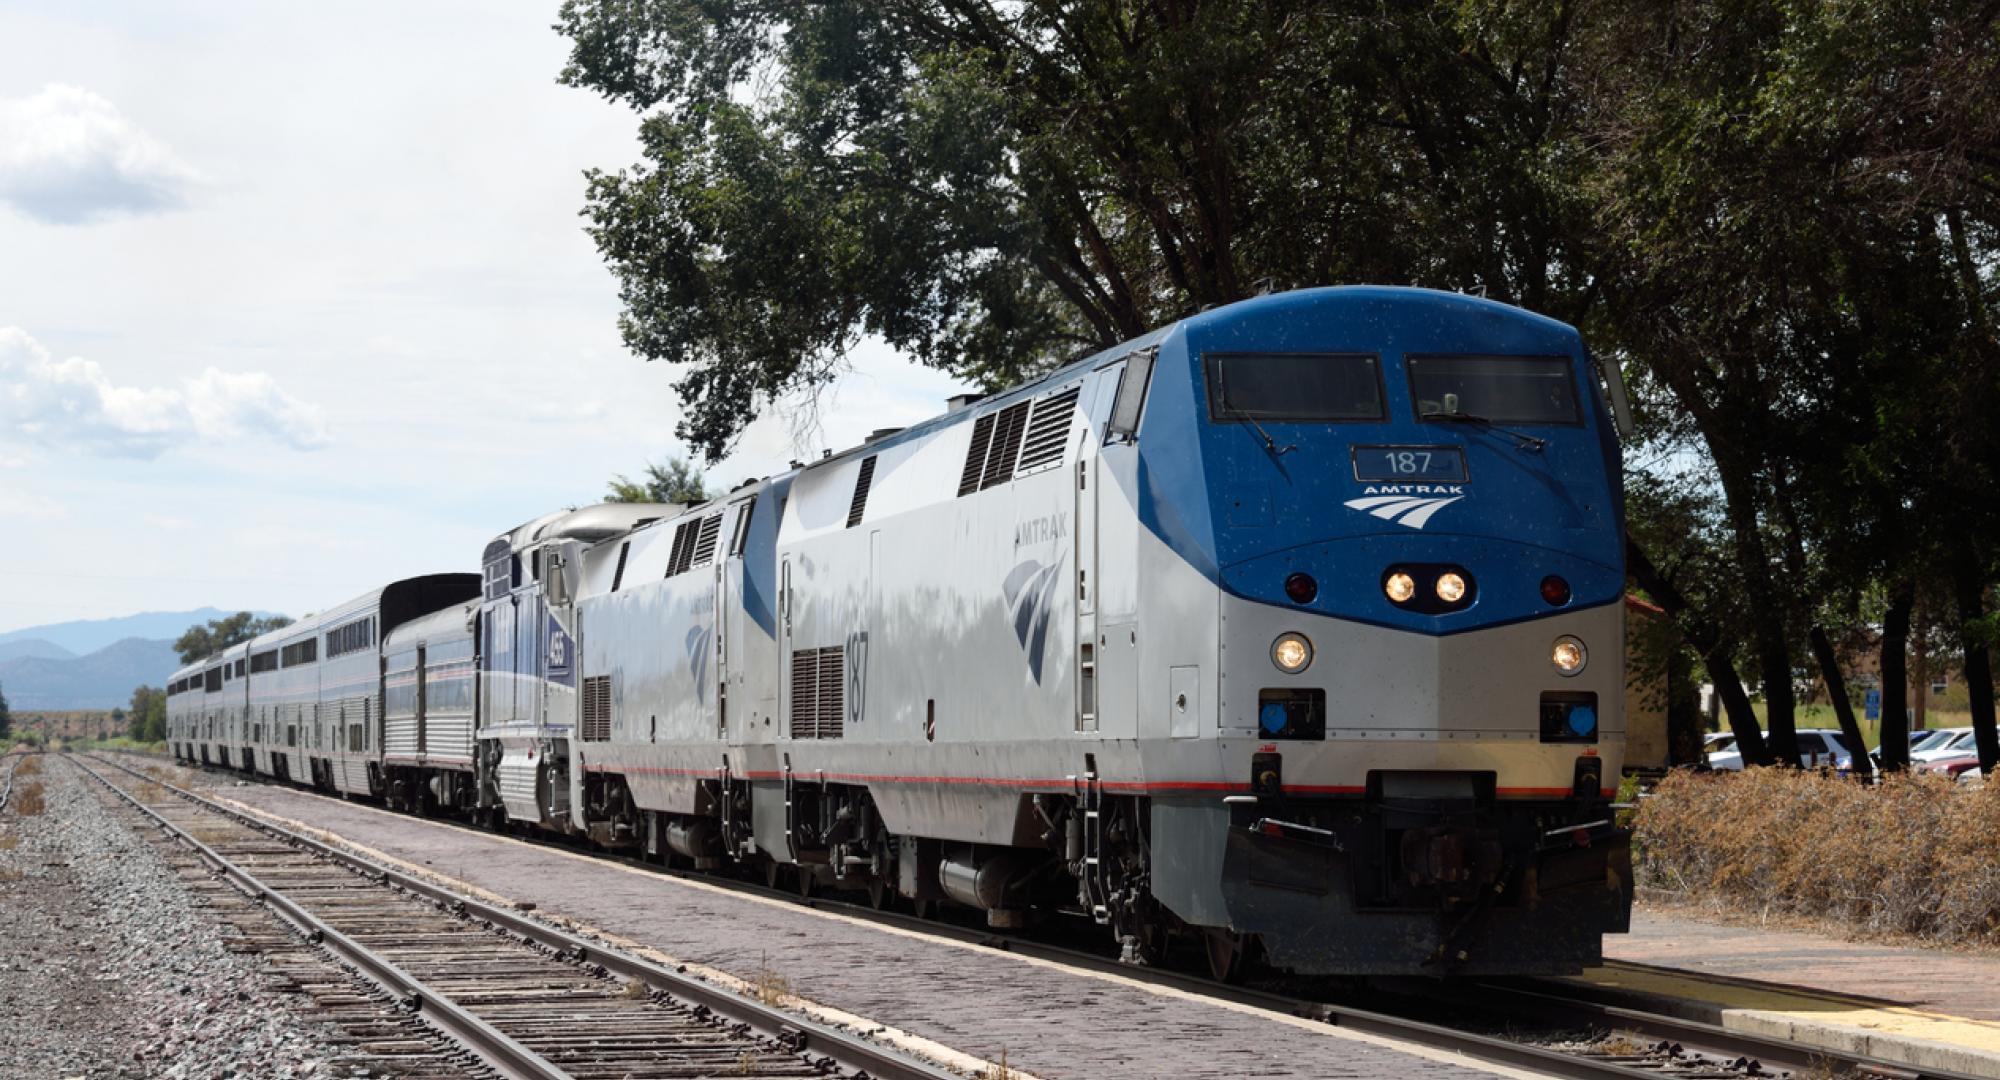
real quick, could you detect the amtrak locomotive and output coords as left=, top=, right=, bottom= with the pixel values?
left=167, top=287, right=1636, bottom=979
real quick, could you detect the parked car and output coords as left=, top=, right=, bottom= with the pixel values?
left=1911, top=728, right=1976, bottom=764
left=1706, top=728, right=1860, bottom=771
left=1915, top=749, right=1985, bottom=782
left=1908, top=728, right=1962, bottom=755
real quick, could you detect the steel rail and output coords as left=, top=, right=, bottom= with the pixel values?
left=144, top=747, right=1999, bottom=1080
left=84, top=753, right=964, bottom=1080
left=1471, top=975, right=1989, bottom=1080
left=0, top=751, right=32, bottom=812
left=117, top=754, right=1669, bottom=1080
left=70, top=754, right=570, bottom=1080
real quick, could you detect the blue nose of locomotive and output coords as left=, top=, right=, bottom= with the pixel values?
left=1134, top=287, right=1624, bottom=631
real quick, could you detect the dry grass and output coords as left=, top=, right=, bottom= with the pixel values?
left=1636, top=768, right=2000, bottom=945
left=137, top=781, right=168, bottom=803
left=14, top=756, right=39, bottom=777
left=752, top=961, right=793, bottom=1006
left=979, top=1049, right=1019, bottom=1080
left=11, top=782, right=44, bottom=817
left=0, top=833, right=19, bottom=851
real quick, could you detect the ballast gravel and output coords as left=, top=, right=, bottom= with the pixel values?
left=0, top=756, right=351, bottom=1079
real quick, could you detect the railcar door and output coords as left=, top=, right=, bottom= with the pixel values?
left=1076, top=416, right=1100, bottom=734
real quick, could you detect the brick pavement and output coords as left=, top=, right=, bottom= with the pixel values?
left=185, top=777, right=1542, bottom=1080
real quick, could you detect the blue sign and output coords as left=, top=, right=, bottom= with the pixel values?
left=1864, top=688, right=1881, bottom=720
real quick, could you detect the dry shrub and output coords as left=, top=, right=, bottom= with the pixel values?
left=1636, top=768, right=2000, bottom=945
left=0, top=832, right=19, bottom=851
left=14, top=756, right=40, bottom=777
left=11, top=782, right=45, bottom=817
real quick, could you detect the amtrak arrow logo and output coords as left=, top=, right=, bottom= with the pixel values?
left=1344, top=486, right=1465, bottom=530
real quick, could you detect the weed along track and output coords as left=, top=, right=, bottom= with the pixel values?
left=72, top=753, right=964, bottom=1080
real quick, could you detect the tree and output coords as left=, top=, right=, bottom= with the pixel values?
left=0, top=680, right=10, bottom=743
left=561, top=1, right=2000, bottom=766
left=559, top=1, right=1599, bottom=461
left=128, top=686, right=166, bottom=743
left=174, top=612, right=295, bottom=665
left=606, top=457, right=709, bottom=504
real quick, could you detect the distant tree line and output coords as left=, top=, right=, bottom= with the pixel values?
left=560, top=0, right=2000, bottom=772
left=173, top=611, right=294, bottom=666
left=606, top=457, right=710, bottom=505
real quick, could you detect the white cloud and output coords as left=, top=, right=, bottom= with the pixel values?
left=0, top=327, right=330, bottom=458
left=0, top=83, right=200, bottom=224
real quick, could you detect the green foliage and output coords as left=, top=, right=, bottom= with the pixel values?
left=174, top=611, right=295, bottom=665
left=606, top=456, right=710, bottom=504
left=128, top=685, right=166, bottom=743
left=561, top=1, right=2000, bottom=766
left=558, top=0, right=1600, bottom=460
left=0, top=680, right=9, bottom=742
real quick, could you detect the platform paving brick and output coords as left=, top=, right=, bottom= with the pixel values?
left=1611, top=909, right=2000, bottom=1022
left=192, top=778, right=1531, bottom=1080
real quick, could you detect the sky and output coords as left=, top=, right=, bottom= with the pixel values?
left=0, top=1, right=972, bottom=634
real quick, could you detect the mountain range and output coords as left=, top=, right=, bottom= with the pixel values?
left=0, top=607, right=276, bottom=656
left=0, top=638, right=182, bottom=711
left=0, top=608, right=280, bottom=712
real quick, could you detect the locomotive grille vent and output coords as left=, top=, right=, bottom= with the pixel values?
left=846, top=455, right=877, bottom=528
left=979, top=400, right=1033, bottom=490
left=956, top=413, right=995, bottom=496
left=1014, top=384, right=1081, bottom=476
left=666, top=518, right=698, bottom=576
left=610, top=541, right=631, bottom=592
left=689, top=513, right=723, bottom=566
left=581, top=675, right=612, bottom=741
left=788, top=646, right=845, bottom=739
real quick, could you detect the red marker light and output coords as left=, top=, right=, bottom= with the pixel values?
left=1540, top=575, right=1572, bottom=606
left=1285, top=572, right=1318, bottom=604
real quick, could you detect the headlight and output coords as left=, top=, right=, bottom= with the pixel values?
left=1435, top=571, right=1467, bottom=603
left=1272, top=632, right=1313, bottom=673
left=1384, top=572, right=1416, bottom=604
left=1551, top=635, right=1587, bottom=676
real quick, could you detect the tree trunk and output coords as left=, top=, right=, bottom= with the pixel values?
left=1758, top=630, right=1801, bottom=767
left=1877, top=583, right=1915, bottom=771
left=1955, top=555, right=1998, bottom=774
left=1808, top=624, right=1872, bottom=777
left=1626, top=539, right=1772, bottom=765
left=1912, top=594, right=1930, bottom=732
left=1666, top=643, right=1704, bottom=766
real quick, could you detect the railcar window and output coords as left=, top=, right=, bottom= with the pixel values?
left=1407, top=355, right=1579, bottom=425
left=326, top=616, right=375, bottom=658
left=1205, top=353, right=1384, bottom=421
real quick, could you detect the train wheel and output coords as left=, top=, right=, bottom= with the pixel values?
left=911, top=897, right=936, bottom=920
left=764, top=860, right=784, bottom=892
left=1204, top=928, right=1250, bottom=983
left=866, top=874, right=892, bottom=911
left=796, top=867, right=816, bottom=899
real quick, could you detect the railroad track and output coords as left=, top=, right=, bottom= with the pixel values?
left=0, top=750, right=36, bottom=812
left=125, top=751, right=1988, bottom=1080
left=72, top=753, right=962, bottom=1080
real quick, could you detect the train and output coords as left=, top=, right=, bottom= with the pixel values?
left=167, top=286, right=1638, bottom=980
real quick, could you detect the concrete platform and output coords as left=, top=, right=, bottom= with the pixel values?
left=177, top=773, right=1555, bottom=1080
left=1590, top=910, right=2000, bottom=1077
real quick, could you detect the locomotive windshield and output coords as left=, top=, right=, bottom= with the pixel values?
left=1205, top=352, right=1384, bottom=421
left=1408, top=355, right=1579, bottom=424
